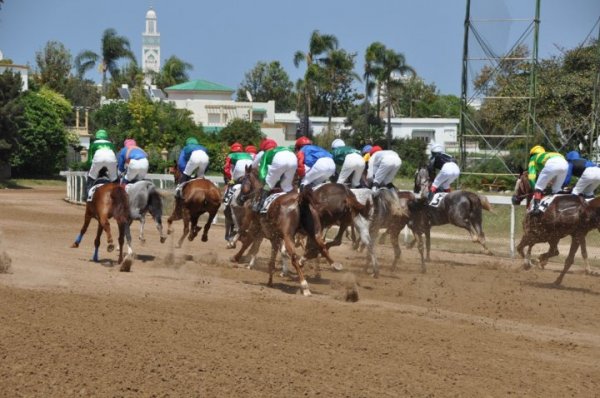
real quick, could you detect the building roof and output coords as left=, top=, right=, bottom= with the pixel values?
left=166, top=79, right=234, bottom=93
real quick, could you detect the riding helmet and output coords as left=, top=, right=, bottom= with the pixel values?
left=124, top=138, right=137, bottom=148
left=369, top=145, right=383, bottom=155
left=245, top=145, right=257, bottom=154
left=186, top=137, right=199, bottom=146
left=262, top=139, right=277, bottom=151
left=95, top=129, right=108, bottom=140
left=430, top=143, right=444, bottom=153
left=295, top=136, right=312, bottom=149
left=566, top=151, right=580, bottom=161
left=529, top=145, right=545, bottom=155
left=230, top=142, right=243, bottom=152
left=331, top=139, right=345, bottom=149
left=361, top=145, right=372, bottom=155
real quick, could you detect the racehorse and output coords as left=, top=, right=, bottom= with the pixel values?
left=412, top=166, right=493, bottom=261
left=223, top=184, right=246, bottom=249
left=352, top=188, right=413, bottom=275
left=167, top=164, right=222, bottom=248
left=512, top=170, right=596, bottom=282
left=231, top=167, right=342, bottom=296
left=126, top=180, right=167, bottom=244
left=71, top=181, right=134, bottom=271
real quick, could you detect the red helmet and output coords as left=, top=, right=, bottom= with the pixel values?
left=245, top=145, right=257, bottom=154
left=369, top=145, right=383, bottom=156
left=230, top=142, right=243, bottom=152
left=295, top=136, right=312, bottom=149
left=262, top=139, right=277, bottom=151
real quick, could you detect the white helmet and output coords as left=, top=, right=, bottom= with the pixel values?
left=430, top=143, right=444, bottom=153
left=331, top=139, right=345, bottom=149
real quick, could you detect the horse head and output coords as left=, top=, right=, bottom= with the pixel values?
left=170, top=161, right=182, bottom=184
left=413, top=167, right=431, bottom=199
left=511, top=170, right=531, bottom=206
left=238, top=165, right=261, bottom=205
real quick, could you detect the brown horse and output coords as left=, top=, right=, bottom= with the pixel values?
left=512, top=170, right=597, bottom=283
left=412, top=167, right=493, bottom=261
left=231, top=167, right=342, bottom=296
left=167, top=164, right=222, bottom=248
left=71, top=182, right=133, bottom=271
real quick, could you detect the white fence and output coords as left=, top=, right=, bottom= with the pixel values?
left=59, top=171, right=522, bottom=257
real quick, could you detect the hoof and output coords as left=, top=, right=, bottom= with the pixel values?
left=302, top=289, right=312, bottom=297
left=71, top=243, right=79, bottom=248
left=160, top=236, right=167, bottom=244
left=331, top=262, right=343, bottom=272
left=120, top=256, right=133, bottom=272
left=201, top=236, right=208, bottom=242
left=229, top=256, right=240, bottom=263
left=107, top=244, right=115, bottom=253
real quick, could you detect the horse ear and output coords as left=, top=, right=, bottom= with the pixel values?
left=245, top=164, right=251, bottom=173
left=517, top=166, right=524, bottom=176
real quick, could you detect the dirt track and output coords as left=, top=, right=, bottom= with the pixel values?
left=1, top=186, right=600, bottom=396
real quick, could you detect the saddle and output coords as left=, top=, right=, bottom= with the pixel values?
left=260, top=192, right=287, bottom=214
left=428, top=192, right=448, bottom=207
left=527, top=194, right=570, bottom=214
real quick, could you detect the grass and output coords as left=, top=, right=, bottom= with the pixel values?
left=0, top=178, right=66, bottom=189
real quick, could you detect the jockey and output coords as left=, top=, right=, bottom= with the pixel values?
left=253, top=139, right=297, bottom=212
left=245, top=144, right=257, bottom=159
left=427, top=143, right=460, bottom=200
left=252, top=138, right=276, bottom=170
left=295, top=136, right=336, bottom=190
left=117, top=138, right=149, bottom=185
left=563, top=150, right=600, bottom=199
left=87, top=129, right=117, bottom=192
left=528, top=145, right=569, bottom=214
left=224, top=142, right=253, bottom=185
left=175, top=137, right=209, bottom=198
left=367, top=146, right=402, bottom=192
left=331, top=138, right=365, bottom=188
left=362, top=144, right=373, bottom=163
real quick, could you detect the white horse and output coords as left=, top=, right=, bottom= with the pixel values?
left=126, top=180, right=167, bottom=243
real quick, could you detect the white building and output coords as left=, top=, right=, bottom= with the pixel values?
left=142, top=7, right=160, bottom=84
left=0, top=52, right=28, bottom=92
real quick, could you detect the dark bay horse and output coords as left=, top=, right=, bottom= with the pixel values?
left=413, top=167, right=493, bottom=262
left=71, top=182, right=133, bottom=271
left=512, top=170, right=598, bottom=283
left=168, top=165, right=222, bottom=248
left=231, top=168, right=342, bottom=296
left=126, top=180, right=167, bottom=243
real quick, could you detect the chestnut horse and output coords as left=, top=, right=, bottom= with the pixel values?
left=512, top=170, right=597, bottom=283
left=71, top=181, right=133, bottom=271
left=231, top=167, right=342, bottom=296
left=413, top=167, right=493, bottom=261
left=168, top=164, right=222, bottom=248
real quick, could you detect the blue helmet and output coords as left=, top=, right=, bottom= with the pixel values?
left=361, top=145, right=372, bottom=155
left=566, top=151, right=580, bottom=161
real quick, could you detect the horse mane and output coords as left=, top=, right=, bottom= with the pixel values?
left=110, top=185, right=130, bottom=224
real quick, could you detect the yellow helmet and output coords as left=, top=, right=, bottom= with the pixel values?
left=530, top=145, right=545, bottom=155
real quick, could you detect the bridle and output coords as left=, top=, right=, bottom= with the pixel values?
left=238, top=173, right=261, bottom=205
left=513, top=173, right=533, bottom=203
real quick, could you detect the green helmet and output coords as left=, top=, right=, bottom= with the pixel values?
left=95, top=129, right=108, bottom=140
left=185, top=137, right=199, bottom=146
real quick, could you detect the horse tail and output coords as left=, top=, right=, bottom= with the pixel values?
left=111, top=185, right=130, bottom=224
left=147, top=184, right=163, bottom=218
left=477, top=194, right=495, bottom=213
left=346, top=187, right=371, bottom=219
left=298, top=187, right=319, bottom=236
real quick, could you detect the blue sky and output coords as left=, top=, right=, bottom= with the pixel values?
left=0, top=0, right=598, bottom=96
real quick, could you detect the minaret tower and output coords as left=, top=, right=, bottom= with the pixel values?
left=142, top=7, right=160, bottom=84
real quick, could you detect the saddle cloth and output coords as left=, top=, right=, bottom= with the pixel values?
left=527, top=194, right=568, bottom=213
left=261, top=192, right=287, bottom=214
left=87, top=183, right=106, bottom=202
left=428, top=192, right=448, bottom=207
left=223, top=184, right=240, bottom=205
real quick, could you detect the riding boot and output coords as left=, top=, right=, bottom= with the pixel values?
left=371, top=182, right=380, bottom=193
left=253, top=189, right=269, bottom=213
left=175, top=173, right=191, bottom=198
left=531, top=189, right=543, bottom=215
left=428, top=187, right=437, bottom=202
left=386, top=182, right=396, bottom=190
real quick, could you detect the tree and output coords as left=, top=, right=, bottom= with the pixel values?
left=319, top=49, right=360, bottom=129
left=219, top=119, right=264, bottom=146
left=0, top=71, right=24, bottom=168
left=155, top=55, right=193, bottom=90
left=74, top=28, right=136, bottom=95
left=106, top=62, right=143, bottom=98
left=12, top=88, right=70, bottom=176
left=63, top=76, right=100, bottom=109
left=294, top=30, right=339, bottom=137
left=236, top=61, right=294, bottom=112
left=364, top=42, right=386, bottom=121
left=35, top=41, right=72, bottom=94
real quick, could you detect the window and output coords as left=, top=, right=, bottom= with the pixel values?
left=207, top=113, right=220, bottom=124
left=148, top=21, right=155, bottom=34
left=412, top=129, right=434, bottom=143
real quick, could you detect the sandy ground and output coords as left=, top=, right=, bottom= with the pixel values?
left=1, top=186, right=600, bottom=397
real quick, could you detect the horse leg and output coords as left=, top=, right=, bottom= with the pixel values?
left=425, top=228, right=431, bottom=262
left=151, top=211, right=167, bottom=244
left=517, top=235, right=535, bottom=270
left=72, top=209, right=93, bottom=248
left=389, top=225, right=402, bottom=272
left=472, top=222, right=493, bottom=255
left=283, top=235, right=311, bottom=296
left=416, top=232, right=426, bottom=273
left=312, top=232, right=343, bottom=271
left=177, top=209, right=190, bottom=248
left=167, top=199, right=182, bottom=235
left=325, top=222, right=346, bottom=250
left=201, top=208, right=218, bottom=242
left=267, top=239, right=281, bottom=287
left=99, top=216, right=114, bottom=253
left=581, top=236, right=591, bottom=275
left=119, top=222, right=134, bottom=272
left=138, top=216, right=146, bottom=243
left=537, top=239, right=559, bottom=269
left=188, top=212, right=201, bottom=241
left=355, top=215, right=377, bottom=276
left=555, top=236, right=581, bottom=285
left=93, top=223, right=103, bottom=262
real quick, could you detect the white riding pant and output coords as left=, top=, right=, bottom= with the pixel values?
left=302, top=157, right=336, bottom=187
left=337, top=153, right=365, bottom=188
left=89, top=148, right=118, bottom=181
left=572, top=166, right=600, bottom=196
left=265, top=150, right=297, bottom=192
left=184, top=150, right=209, bottom=178
left=232, top=159, right=253, bottom=181
left=124, top=158, right=149, bottom=182
left=432, top=162, right=460, bottom=191
left=535, top=157, right=568, bottom=194
left=368, top=151, right=402, bottom=186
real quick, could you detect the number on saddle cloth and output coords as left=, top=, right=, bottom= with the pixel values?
left=528, top=194, right=558, bottom=214
left=87, top=183, right=106, bottom=202
left=223, top=184, right=240, bottom=205
left=260, top=192, right=287, bottom=214
left=428, top=192, right=448, bottom=207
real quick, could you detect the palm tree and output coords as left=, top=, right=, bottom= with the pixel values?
left=378, top=49, right=415, bottom=146
left=74, top=28, right=136, bottom=95
left=321, top=49, right=360, bottom=130
left=293, top=30, right=338, bottom=137
left=155, top=56, right=193, bottom=90
left=364, top=42, right=385, bottom=121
